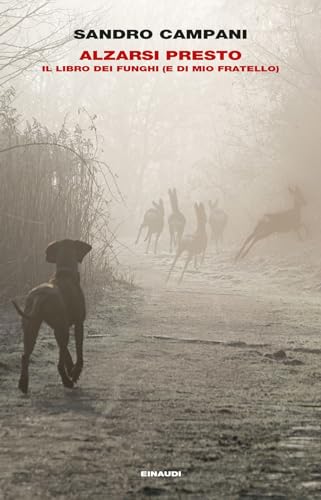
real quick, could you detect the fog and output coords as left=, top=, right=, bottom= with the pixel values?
left=4, top=0, right=321, bottom=256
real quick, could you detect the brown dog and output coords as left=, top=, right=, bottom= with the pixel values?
left=12, top=239, right=92, bottom=393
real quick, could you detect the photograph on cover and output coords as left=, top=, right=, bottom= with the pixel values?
left=0, top=1, right=321, bottom=499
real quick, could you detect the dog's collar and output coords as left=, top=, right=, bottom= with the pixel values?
left=54, top=267, right=80, bottom=283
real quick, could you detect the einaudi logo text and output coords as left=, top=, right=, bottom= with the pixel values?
left=141, top=471, right=182, bottom=478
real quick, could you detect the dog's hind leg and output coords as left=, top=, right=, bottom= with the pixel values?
left=54, top=327, right=74, bottom=388
left=19, top=318, right=42, bottom=394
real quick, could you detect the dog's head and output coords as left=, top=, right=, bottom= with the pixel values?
left=46, top=239, right=92, bottom=271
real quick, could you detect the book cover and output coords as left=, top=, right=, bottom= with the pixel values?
left=0, top=1, right=319, bottom=499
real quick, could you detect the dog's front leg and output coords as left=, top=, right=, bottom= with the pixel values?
left=72, top=322, right=84, bottom=383
left=54, top=327, right=74, bottom=389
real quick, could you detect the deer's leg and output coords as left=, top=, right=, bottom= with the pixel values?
left=72, top=323, right=84, bottom=383
left=166, top=248, right=183, bottom=283
left=220, top=232, right=225, bottom=251
left=146, top=231, right=153, bottom=253
left=215, top=236, right=219, bottom=254
left=296, top=223, right=309, bottom=241
left=19, top=318, right=42, bottom=394
left=302, top=223, right=309, bottom=239
left=194, top=255, right=198, bottom=268
left=154, top=232, right=161, bottom=254
left=135, top=223, right=145, bottom=244
left=235, top=231, right=256, bottom=261
left=239, top=235, right=262, bottom=259
left=173, top=230, right=177, bottom=250
left=201, top=248, right=206, bottom=264
left=54, top=327, right=74, bottom=389
left=179, top=253, right=192, bottom=284
left=169, top=228, right=173, bottom=253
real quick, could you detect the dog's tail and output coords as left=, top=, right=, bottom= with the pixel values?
left=11, top=300, right=32, bottom=320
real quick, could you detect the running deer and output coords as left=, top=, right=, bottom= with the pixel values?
left=208, top=200, right=228, bottom=251
left=235, top=186, right=307, bottom=261
left=166, top=203, right=207, bottom=283
left=168, top=188, right=186, bottom=253
left=135, top=199, right=164, bottom=254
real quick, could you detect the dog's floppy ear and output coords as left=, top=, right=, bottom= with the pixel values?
left=74, top=240, right=92, bottom=263
left=46, top=240, right=60, bottom=263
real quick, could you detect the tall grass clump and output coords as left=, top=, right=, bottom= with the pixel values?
left=0, top=88, right=120, bottom=301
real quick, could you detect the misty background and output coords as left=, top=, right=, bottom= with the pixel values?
left=1, top=0, right=321, bottom=296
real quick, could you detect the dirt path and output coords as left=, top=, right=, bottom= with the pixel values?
left=1, top=246, right=321, bottom=499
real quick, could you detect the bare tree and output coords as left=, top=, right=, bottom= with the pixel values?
left=0, top=0, right=97, bottom=87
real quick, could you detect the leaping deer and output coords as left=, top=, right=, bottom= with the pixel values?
left=208, top=200, right=228, bottom=252
left=168, top=188, right=186, bottom=253
left=136, top=199, right=164, bottom=254
left=166, top=203, right=207, bottom=284
left=235, top=186, right=307, bottom=261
